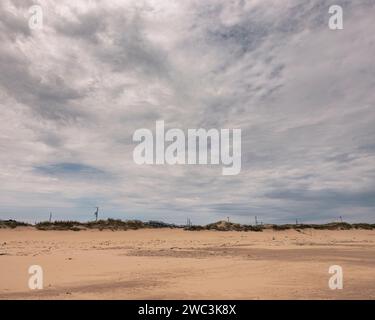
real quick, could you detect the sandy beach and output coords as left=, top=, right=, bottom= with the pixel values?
left=0, top=228, right=374, bottom=300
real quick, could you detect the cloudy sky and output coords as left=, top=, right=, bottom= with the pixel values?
left=0, top=0, right=374, bottom=224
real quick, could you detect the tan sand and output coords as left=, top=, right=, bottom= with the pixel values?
left=0, top=227, right=374, bottom=299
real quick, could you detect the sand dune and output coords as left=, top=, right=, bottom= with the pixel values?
left=0, top=228, right=374, bottom=299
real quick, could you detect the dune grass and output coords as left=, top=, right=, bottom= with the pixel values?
left=1, top=219, right=374, bottom=232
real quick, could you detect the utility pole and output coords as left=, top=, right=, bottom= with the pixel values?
left=296, top=219, right=298, bottom=225
left=49, top=212, right=52, bottom=223
left=94, top=207, right=99, bottom=221
left=227, top=217, right=230, bottom=223
left=339, top=216, right=343, bottom=223
left=255, top=216, right=258, bottom=226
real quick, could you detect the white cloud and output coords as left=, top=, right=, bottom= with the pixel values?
left=0, top=0, right=374, bottom=224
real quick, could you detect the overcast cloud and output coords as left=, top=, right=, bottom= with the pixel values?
left=0, top=0, right=374, bottom=224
